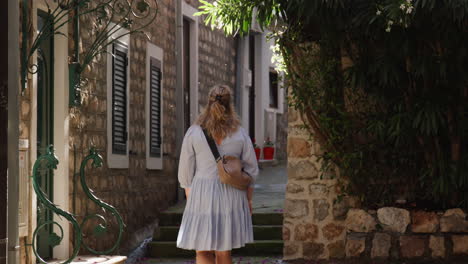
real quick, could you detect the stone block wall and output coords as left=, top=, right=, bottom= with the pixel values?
left=344, top=207, right=468, bottom=262
left=69, top=0, right=179, bottom=253
left=285, top=105, right=468, bottom=262
left=284, top=107, right=351, bottom=260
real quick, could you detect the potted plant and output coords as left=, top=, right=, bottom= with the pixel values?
left=252, top=138, right=261, bottom=160
left=263, top=137, right=275, bottom=160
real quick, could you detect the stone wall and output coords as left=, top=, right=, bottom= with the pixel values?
left=69, top=0, right=179, bottom=253
left=184, top=0, right=238, bottom=109
left=285, top=106, right=468, bottom=262
left=284, top=106, right=350, bottom=260
left=344, top=207, right=468, bottom=262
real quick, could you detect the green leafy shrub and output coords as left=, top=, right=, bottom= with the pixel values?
left=198, top=0, right=468, bottom=209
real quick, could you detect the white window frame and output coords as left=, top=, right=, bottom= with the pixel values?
left=146, top=42, right=164, bottom=170
left=106, top=25, right=130, bottom=168
left=182, top=2, right=199, bottom=122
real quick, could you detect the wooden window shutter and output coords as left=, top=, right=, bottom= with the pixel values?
left=149, top=57, right=162, bottom=157
left=111, top=42, right=128, bottom=155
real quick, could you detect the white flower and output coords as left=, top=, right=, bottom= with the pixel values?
left=386, top=27, right=391, bottom=32
left=406, top=0, right=412, bottom=3
left=388, top=20, right=394, bottom=25
left=406, top=6, right=413, bottom=14
left=399, top=18, right=403, bottom=23
left=376, top=10, right=382, bottom=15
left=400, top=4, right=406, bottom=10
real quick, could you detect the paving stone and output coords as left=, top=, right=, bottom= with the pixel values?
left=345, top=209, right=376, bottom=233
left=412, top=211, right=439, bottom=233
left=377, top=207, right=410, bottom=233
left=371, top=233, right=391, bottom=258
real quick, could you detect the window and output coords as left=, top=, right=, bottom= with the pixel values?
left=269, top=70, right=279, bottom=109
left=111, top=42, right=128, bottom=155
left=107, top=25, right=130, bottom=168
left=146, top=43, right=163, bottom=169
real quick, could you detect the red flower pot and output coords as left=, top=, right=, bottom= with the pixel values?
left=254, top=147, right=261, bottom=160
left=263, top=146, right=275, bottom=160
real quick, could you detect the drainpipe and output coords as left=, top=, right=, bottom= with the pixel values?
left=7, top=0, right=20, bottom=262
left=175, top=0, right=184, bottom=201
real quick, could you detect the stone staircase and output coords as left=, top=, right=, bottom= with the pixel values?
left=148, top=211, right=284, bottom=258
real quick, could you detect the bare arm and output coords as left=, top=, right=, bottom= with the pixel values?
left=185, top=188, right=191, bottom=199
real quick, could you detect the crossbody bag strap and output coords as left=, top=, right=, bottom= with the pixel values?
left=202, top=128, right=222, bottom=162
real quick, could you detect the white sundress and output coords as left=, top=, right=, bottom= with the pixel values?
left=176, top=125, right=259, bottom=251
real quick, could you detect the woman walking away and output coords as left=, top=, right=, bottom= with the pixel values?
left=176, top=85, right=259, bottom=264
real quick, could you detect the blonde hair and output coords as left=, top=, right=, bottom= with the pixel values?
left=195, top=85, right=241, bottom=140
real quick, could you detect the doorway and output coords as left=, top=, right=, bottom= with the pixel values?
left=36, top=11, right=54, bottom=259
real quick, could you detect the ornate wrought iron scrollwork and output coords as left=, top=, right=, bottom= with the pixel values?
left=31, top=145, right=82, bottom=264
left=21, top=0, right=159, bottom=103
left=79, top=147, right=125, bottom=254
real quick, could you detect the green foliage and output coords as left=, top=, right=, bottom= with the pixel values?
left=200, top=0, right=468, bottom=209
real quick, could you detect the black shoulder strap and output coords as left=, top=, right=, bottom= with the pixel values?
left=202, top=129, right=221, bottom=162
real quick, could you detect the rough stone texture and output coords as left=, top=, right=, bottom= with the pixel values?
left=313, top=199, right=330, bottom=221
left=309, top=184, right=329, bottom=195
left=333, top=197, right=352, bottom=221
left=452, top=235, right=468, bottom=255
left=429, top=235, right=445, bottom=258
left=322, top=223, right=345, bottom=241
left=303, top=242, right=325, bottom=259
left=288, top=159, right=319, bottom=180
left=288, top=137, right=312, bottom=158
left=399, top=236, right=426, bottom=258
left=294, top=223, right=318, bottom=241
left=284, top=241, right=301, bottom=258
left=412, top=211, right=439, bottom=233
left=287, top=183, right=304, bottom=194
left=440, top=208, right=468, bottom=232
left=377, top=207, right=411, bottom=233
left=283, top=225, right=291, bottom=241
left=328, top=240, right=345, bottom=259
left=345, top=209, right=376, bottom=233
left=284, top=199, right=309, bottom=219
left=345, top=235, right=366, bottom=257
left=371, top=233, right=391, bottom=258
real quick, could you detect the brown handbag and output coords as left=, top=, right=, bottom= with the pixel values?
left=202, top=129, right=252, bottom=190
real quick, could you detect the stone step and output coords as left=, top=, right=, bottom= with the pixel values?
left=148, top=240, right=283, bottom=258
left=49, top=256, right=126, bottom=264
left=154, top=225, right=283, bottom=241
left=159, top=212, right=283, bottom=226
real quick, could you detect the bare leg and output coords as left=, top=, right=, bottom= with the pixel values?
left=215, top=250, right=232, bottom=264
left=196, top=250, right=215, bottom=264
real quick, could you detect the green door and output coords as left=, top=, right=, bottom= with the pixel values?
left=36, top=11, right=54, bottom=260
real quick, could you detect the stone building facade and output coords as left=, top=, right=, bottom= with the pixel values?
left=15, top=0, right=259, bottom=262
